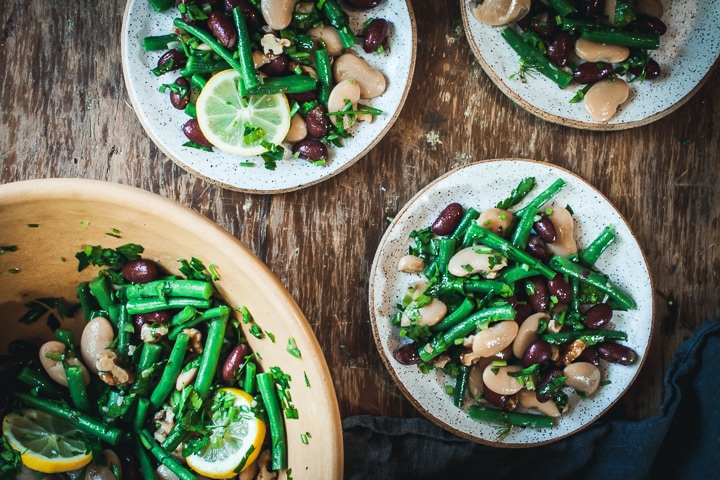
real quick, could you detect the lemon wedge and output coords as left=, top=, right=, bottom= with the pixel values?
left=186, top=387, right=266, bottom=479
left=195, top=69, right=291, bottom=156
left=2, top=409, right=92, bottom=474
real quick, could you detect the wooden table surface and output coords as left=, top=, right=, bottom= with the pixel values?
left=2, top=0, right=719, bottom=427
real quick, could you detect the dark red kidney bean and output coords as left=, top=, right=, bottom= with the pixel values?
left=222, top=344, right=249, bottom=383
left=597, top=342, right=637, bottom=365
left=393, top=344, right=421, bottom=365
left=133, top=311, right=171, bottom=333
left=182, top=118, right=214, bottom=148
left=157, top=49, right=187, bottom=72
left=286, top=90, right=318, bottom=104
left=522, top=340, right=553, bottom=367
left=344, top=0, right=383, bottom=9
left=169, top=77, right=191, bottom=110
left=526, top=277, right=549, bottom=312
left=526, top=235, right=550, bottom=262
left=583, top=303, right=613, bottom=329
left=260, top=54, right=290, bottom=77
left=536, top=368, right=564, bottom=403
left=547, top=31, right=573, bottom=67
left=573, top=62, right=614, bottom=84
left=122, top=258, right=159, bottom=284
left=117, top=445, right=141, bottom=480
left=578, top=345, right=600, bottom=366
left=222, top=0, right=262, bottom=25
left=431, top=203, right=464, bottom=236
left=482, top=384, right=518, bottom=410
left=533, top=214, right=557, bottom=243
left=514, top=302, right=533, bottom=325
left=207, top=12, right=237, bottom=48
left=632, top=15, right=667, bottom=36
left=532, top=11, right=557, bottom=39
left=305, top=105, right=329, bottom=138
left=292, top=139, right=328, bottom=161
left=363, top=18, right=389, bottom=53
left=516, top=10, right=532, bottom=30
left=547, top=275, right=572, bottom=304
left=629, top=59, right=661, bottom=80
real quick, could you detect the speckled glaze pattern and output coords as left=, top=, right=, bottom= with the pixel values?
left=121, top=0, right=416, bottom=193
left=369, top=159, right=655, bottom=447
left=460, top=0, right=720, bottom=130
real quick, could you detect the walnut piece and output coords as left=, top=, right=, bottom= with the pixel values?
left=153, top=407, right=176, bottom=444
left=183, top=328, right=204, bottom=354
left=140, top=323, right=168, bottom=343
left=96, top=350, right=135, bottom=386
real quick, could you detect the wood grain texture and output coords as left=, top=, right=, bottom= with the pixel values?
left=1, top=0, right=719, bottom=425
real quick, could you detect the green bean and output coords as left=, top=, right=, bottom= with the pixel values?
left=320, top=0, right=357, bottom=48
left=131, top=342, right=164, bottom=397
left=499, top=265, right=543, bottom=284
left=77, top=281, right=98, bottom=321
left=133, top=397, right=151, bottom=432
left=430, top=297, right=475, bottom=333
left=232, top=7, right=261, bottom=91
left=548, top=0, right=575, bottom=16
left=64, top=365, right=90, bottom=413
left=139, top=429, right=196, bottom=480
left=579, top=225, right=616, bottom=266
left=419, top=305, right=516, bottom=362
left=436, top=238, right=456, bottom=276
left=143, top=33, right=177, bottom=51
left=126, top=297, right=211, bottom=315
left=464, top=279, right=512, bottom=296
left=580, top=27, right=660, bottom=50
left=513, top=178, right=567, bottom=218
left=541, top=328, right=627, bottom=346
left=245, top=75, right=318, bottom=95
left=451, top=207, right=481, bottom=243
left=160, top=424, right=187, bottom=453
left=170, top=306, right=198, bottom=327
left=168, top=305, right=230, bottom=340
left=89, top=275, right=115, bottom=313
left=124, top=279, right=214, bottom=300
left=500, top=28, right=573, bottom=89
left=149, top=333, right=189, bottom=409
left=173, top=19, right=244, bottom=82
left=468, top=405, right=555, bottom=429
left=194, top=312, right=230, bottom=399
left=180, top=57, right=231, bottom=76
left=315, top=48, right=333, bottom=105
left=453, top=364, right=470, bottom=407
left=134, top=435, right=157, bottom=479
left=17, top=367, right=62, bottom=398
left=15, top=393, right=122, bottom=445
left=549, top=255, right=635, bottom=310
left=465, top=224, right=556, bottom=279
left=149, top=0, right=174, bottom=13
left=257, top=372, right=287, bottom=470
left=116, top=305, right=131, bottom=358
left=243, top=361, right=257, bottom=395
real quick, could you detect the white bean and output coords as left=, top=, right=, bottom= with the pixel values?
left=39, top=341, right=90, bottom=387
left=80, top=316, right=115, bottom=374
left=333, top=53, right=386, bottom=99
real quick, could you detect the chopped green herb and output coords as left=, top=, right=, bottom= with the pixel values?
left=286, top=337, right=302, bottom=358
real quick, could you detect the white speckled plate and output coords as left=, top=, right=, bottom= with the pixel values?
left=369, top=159, right=655, bottom=446
left=461, top=0, right=720, bottom=130
left=121, top=0, right=415, bottom=193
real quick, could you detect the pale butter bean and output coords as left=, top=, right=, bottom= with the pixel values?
left=333, top=53, right=386, bottom=99
left=176, top=366, right=199, bottom=391
left=448, top=246, right=507, bottom=278
left=512, top=312, right=549, bottom=359
left=307, top=25, right=344, bottom=57
left=327, top=78, right=361, bottom=130
left=563, top=362, right=601, bottom=395
left=482, top=364, right=524, bottom=395
left=583, top=78, right=629, bottom=122
left=397, top=254, right=425, bottom=273
left=477, top=208, right=514, bottom=236
left=472, top=321, right=518, bottom=358
left=39, top=341, right=90, bottom=387
left=81, top=316, right=115, bottom=374
left=400, top=298, right=447, bottom=327
left=473, top=0, right=531, bottom=25
left=518, top=389, right=562, bottom=417
left=575, top=37, right=630, bottom=64
left=260, top=0, right=296, bottom=31
left=544, top=205, right=579, bottom=257
left=284, top=113, right=307, bottom=143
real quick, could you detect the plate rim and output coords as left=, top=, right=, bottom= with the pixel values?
left=368, top=158, right=656, bottom=446
left=120, top=0, right=417, bottom=193
left=459, top=0, right=720, bottom=131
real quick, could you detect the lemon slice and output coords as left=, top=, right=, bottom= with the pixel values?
left=186, top=387, right=266, bottom=479
left=2, top=409, right=92, bottom=474
left=195, top=70, right=291, bottom=156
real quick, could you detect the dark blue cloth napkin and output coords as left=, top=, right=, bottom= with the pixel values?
left=343, top=319, right=720, bottom=480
